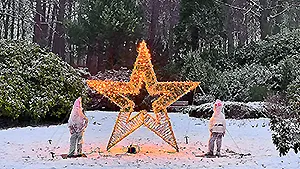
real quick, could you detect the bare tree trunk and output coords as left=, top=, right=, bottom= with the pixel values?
left=167, top=0, right=180, bottom=61
left=106, top=44, right=115, bottom=70
left=16, top=19, right=20, bottom=39
left=272, top=0, right=283, bottom=35
left=69, top=44, right=74, bottom=66
left=235, top=0, right=248, bottom=46
left=87, top=45, right=98, bottom=75
left=191, top=26, right=199, bottom=51
left=17, top=0, right=21, bottom=39
left=10, top=0, right=15, bottom=39
left=40, top=0, right=49, bottom=48
left=21, top=17, right=25, bottom=39
left=148, top=0, right=159, bottom=49
left=48, top=2, right=57, bottom=49
left=97, top=43, right=106, bottom=73
left=296, top=6, right=300, bottom=29
left=259, top=0, right=271, bottom=39
left=68, top=0, right=75, bottom=66
left=4, top=0, right=11, bottom=39
left=21, top=0, right=27, bottom=40
left=53, top=0, right=66, bottom=59
left=34, top=0, right=42, bottom=45
left=77, top=1, right=85, bottom=66
left=224, top=0, right=234, bottom=55
left=0, top=1, right=3, bottom=38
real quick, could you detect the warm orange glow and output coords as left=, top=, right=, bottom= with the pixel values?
left=87, top=41, right=200, bottom=152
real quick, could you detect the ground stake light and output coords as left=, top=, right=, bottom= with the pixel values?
left=87, top=41, right=200, bottom=152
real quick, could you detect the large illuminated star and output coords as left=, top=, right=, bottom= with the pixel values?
left=87, top=41, right=200, bottom=151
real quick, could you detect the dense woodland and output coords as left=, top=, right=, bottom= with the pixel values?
left=1, top=0, right=299, bottom=96
left=0, top=0, right=299, bottom=72
left=0, top=0, right=299, bottom=156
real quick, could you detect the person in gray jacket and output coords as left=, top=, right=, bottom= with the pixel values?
left=206, top=99, right=226, bottom=156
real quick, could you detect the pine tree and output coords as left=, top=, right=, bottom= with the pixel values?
left=66, top=0, right=143, bottom=74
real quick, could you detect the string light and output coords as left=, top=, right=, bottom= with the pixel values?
left=87, top=41, right=200, bottom=151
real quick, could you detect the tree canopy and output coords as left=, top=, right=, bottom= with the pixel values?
left=66, top=0, right=143, bottom=74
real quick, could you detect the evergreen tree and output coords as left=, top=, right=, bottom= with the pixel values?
left=66, top=0, right=143, bottom=74
left=174, top=0, right=225, bottom=55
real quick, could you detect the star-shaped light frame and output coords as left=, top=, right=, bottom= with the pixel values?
left=87, top=41, right=200, bottom=151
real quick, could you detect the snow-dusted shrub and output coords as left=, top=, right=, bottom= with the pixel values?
left=178, top=30, right=300, bottom=103
left=287, top=76, right=300, bottom=113
left=264, top=60, right=300, bottom=156
left=75, top=67, right=91, bottom=79
left=185, top=103, right=213, bottom=118
left=265, top=94, right=300, bottom=156
left=211, top=64, right=272, bottom=102
left=192, top=93, right=215, bottom=105
left=271, top=54, right=300, bottom=91
left=270, top=116, right=300, bottom=156
left=0, top=40, right=86, bottom=123
left=179, top=49, right=273, bottom=102
left=91, top=67, right=131, bottom=81
left=230, top=29, right=300, bottom=99
left=187, top=102, right=267, bottom=119
left=234, top=29, right=300, bottom=67
left=179, top=50, right=219, bottom=93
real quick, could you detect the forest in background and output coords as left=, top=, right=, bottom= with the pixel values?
left=1, top=0, right=299, bottom=72
left=1, top=0, right=299, bottom=86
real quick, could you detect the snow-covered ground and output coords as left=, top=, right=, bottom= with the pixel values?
left=0, top=111, right=299, bottom=169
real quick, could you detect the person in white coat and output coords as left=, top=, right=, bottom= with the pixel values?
left=68, top=97, right=88, bottom=157
left=207, top=99, right=226, bottom=156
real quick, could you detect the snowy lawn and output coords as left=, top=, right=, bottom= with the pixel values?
left=0, top=111, right=299, bottom=169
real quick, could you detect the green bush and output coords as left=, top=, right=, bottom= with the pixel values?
left=212, top=64, right=272, bottom=102
left=287, top=76, right=300, bottom=114
left=0, top=40, right=87, bottom=123
left=177, top=49, right=273, bottom=102
left=270, top=117, right=300, bottom=156
left=271, top=54, right=300, bottom=91
left=234, top=29, right=300, bottom=67
left=265, top=93, right=300, bottom=156
left=179, top=50, right=219, bottom=93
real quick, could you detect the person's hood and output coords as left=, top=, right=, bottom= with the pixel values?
left=68, top=97, right=85, bottom=126
left=73, top=97, right=82, bottom=109
left=212, top=99, right=223, bottom=117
